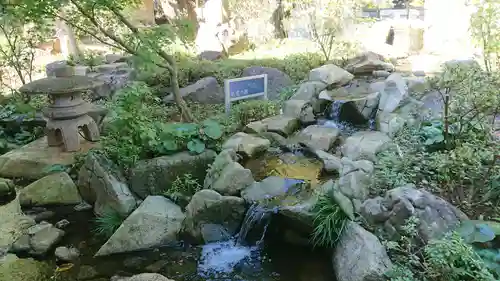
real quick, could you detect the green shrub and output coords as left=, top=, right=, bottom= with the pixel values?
left=456, top=220, right=500, bottom=277
left=425, top=233, right=495, bottom=281
left=138, top=52, right=325, bottom=88
left=93, top=208, right=126, bottom=239
left=229, top=99, right=280, bottom=128
left=373, top=126, right=500, bottom=213
left=373, top=64, right=500, bottom=215
left=102, top=83, right=223, bottom=169
left=68, top=50, right=105, bottom=69
left=311, top=194, right=349, bottom=248
left=426, top=63, right=500, bottom=148
left=163, top=173, right=201, bottom=204
left=384, top=217, right=496, bottom=281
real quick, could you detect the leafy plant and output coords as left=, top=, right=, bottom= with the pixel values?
left=93, top=208, right=126, bottom=239
left=424, top=233, right=496, bottom=281
left=68, top=50, right=105, bottom=70
left=373, top=125, right=500, bottom=214
left=0, top=11, right=49, bottom=93
left=229, top=100, right=280, bottom=127
left=156, top=120, right=223, bottom=155
left=163, top=173, right=201, bottom=204
left=43, top=164, right=70, bottom=175
left=103, top=83, right=223, bottom=168
left=470, top=0, right=500, bottom=72
left=456, top=220, right=500, bottom=277
left=310, top=194, right=349, bottom=248
left=373, top=63, right=500, bottom=214
left=419, top=120, right=446, bottom=146
left=426, top=63, right=500, bottom=148
left=384, top=217, right=496, bottom=281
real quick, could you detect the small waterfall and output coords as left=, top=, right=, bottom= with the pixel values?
left=198, top=202, right=277, bottom=277
left=329, top=100, right=345, bottom=122
left=322, top=100, right=353, bottom=132
left=236, top=203, right=275, bottom=246
left=369, top=118, right=376, bottom=130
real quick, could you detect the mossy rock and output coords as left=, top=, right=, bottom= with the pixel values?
left=129, top=150, right=217, bottom=199
left=0, top=254, right=52, bottom=281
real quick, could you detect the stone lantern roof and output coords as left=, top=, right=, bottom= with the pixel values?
left=19, top=76, right=104, bottom=96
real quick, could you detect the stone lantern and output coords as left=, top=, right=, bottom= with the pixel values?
left=19, top=65, right=103, bottom=152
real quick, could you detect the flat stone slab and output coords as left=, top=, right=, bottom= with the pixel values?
left=0, top=137, right=99, bottom=180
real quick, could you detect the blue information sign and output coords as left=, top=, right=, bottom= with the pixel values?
left=224, top=74, right=268, bottom=114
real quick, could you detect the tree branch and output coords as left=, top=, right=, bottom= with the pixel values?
left=53, top=13, right=122, bottom=51
left=108, top=6, right=176, bottom=72
left=68, top=0, right=139, bottom=57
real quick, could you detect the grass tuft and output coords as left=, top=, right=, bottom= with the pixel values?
left=311, top=195, right=348, bottom=248
left=93, top=208, right=126, bottom=239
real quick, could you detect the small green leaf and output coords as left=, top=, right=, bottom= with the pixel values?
left=187, top=139, right=206, bottom=154
left=163, top=139, right=178, bottom=151
left=43, top=164, right=68, bottom=174
left=457, top=220, right=496, bottom=243
left=202, top=120, right=222, bottom=140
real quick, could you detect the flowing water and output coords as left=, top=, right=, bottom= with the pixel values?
left=197, top=203, right=275, bottom=279
left=34, top=203, right=333, bottom=281
left=318, top=99, right=377, bottom=136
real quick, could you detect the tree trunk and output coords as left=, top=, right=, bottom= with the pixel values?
left=170, top=65, right=195, bottom=122
left=56, top=9, right=81, bottom=60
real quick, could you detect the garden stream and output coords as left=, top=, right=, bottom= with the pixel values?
left=29, top=99, right=372, bottom=281
left=38, top=201, right=333, bottom=281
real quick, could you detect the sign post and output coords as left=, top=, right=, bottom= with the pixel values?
left=224, top=74, right=268, bottom=115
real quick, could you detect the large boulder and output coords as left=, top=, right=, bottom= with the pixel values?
left=344, top=51, right=395, bottom=74
left=241, top=176, right=291, bottom=202
left=163, top=77, right=224, bottom=104
left=311, top=150, right=342, bottom=174
left=222, top=132, right=270, bottom=158
left=376, top=112, right=406, bottom=138
left=77, top=153, right=137, bottom=217
left=95, top=196, right=185, bottom=256
left=333, top=222, right=392, bottom=281
left=129, top=151, right=217, bottom=199
left=341, top=131, right=392, bottom=162
left=242, top=67, right=293, bottom=100
left=209, top=161, right=255, bottom=196
left=377, top=73, right=409, bottom=113
left=182, top=189, right=245, bottom=243
left=290, top=81, right=328, bottom=101
left=260, top=115, right=300, bottom=137
left=0, top=195, right=35, bottom=251
left=337, top=158, right=374, bottom=204
left=89, top=62, right=136, bottom=98
left=377, top=97, right=424, bottom=137
left=203, top=149, right=255, bottom=196
left=26, top=222, right=65, bottom=255
left=319, top=83, right=380, bottom=123
left=309, top=64, right=354, bottom=86
left=0, top=254, right=52, bottom=281
left=291, top=125, right=340, bottom=152
left=204, top=150, right=240, bottom=189
left=19, top=172, right=82, bottom=207
left=360, top=184, right=468, bottom=242
left=0, top=137, right=98, bottom=181
left=114, top=273, right=175, bottom=281
left=282, top=100, right=316, bottom=124
left=420, top=90, right=444, bottom=120
left=0, top=178, right=15, bottom=205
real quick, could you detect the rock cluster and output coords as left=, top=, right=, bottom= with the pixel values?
left=0, top=51, right=474, bottom=281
